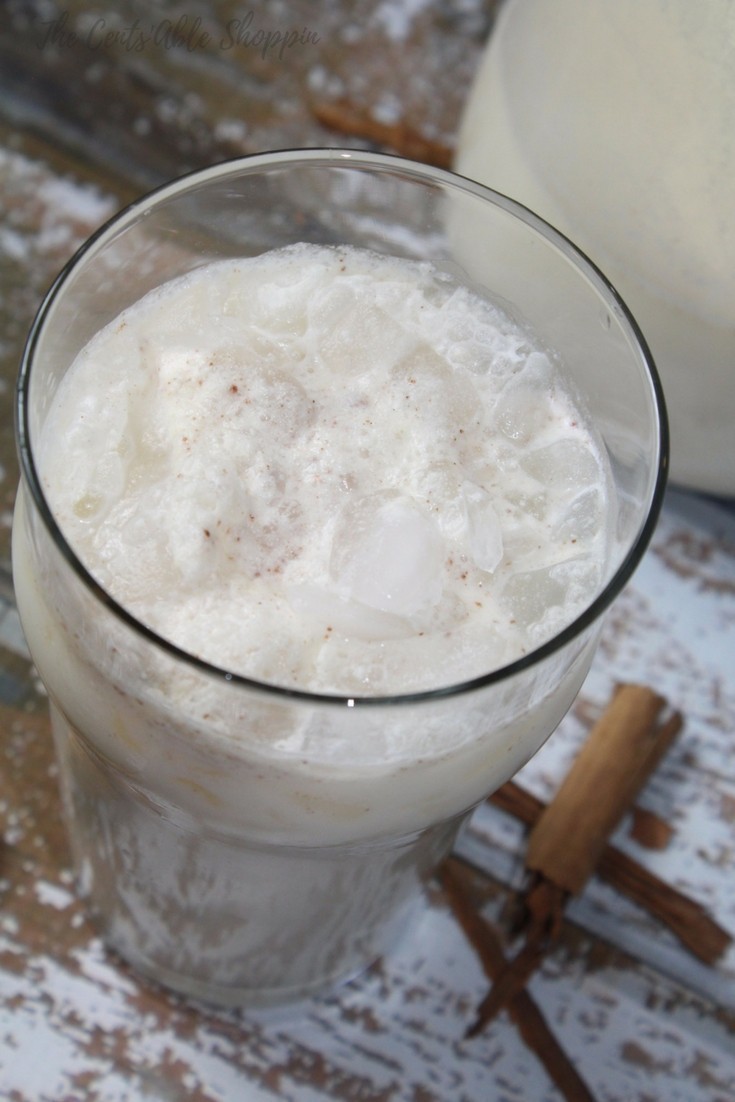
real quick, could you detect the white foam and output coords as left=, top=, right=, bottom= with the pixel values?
left=40, top=243, right=611, bottom=694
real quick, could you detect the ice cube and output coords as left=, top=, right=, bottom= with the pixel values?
left=416, top=460, right=462, bottom=506
left=493, top=353, right=557, bottom=443
left=392, top=344, right=479, bottom=430
left=229, top=260, right=320, bottom=337
left=311, top=282, right=415, bottom=377
left=501, top=557, right=599, bottom=631
left=331, top=493, right=445, bottom=617
left=503, top=486, right=548, bottom=522
left=287, top=583, right=412, bottom=640
left=68, top=449, right=125, bottom=522
left=522, top=439, right=601, bottom=497
left=494, top=385, right=549, bottom=443
left=550, top=558, right=601, bottom=603
left=414, top=462, right=463, bottom=539
left=552, top=487, right=604, bottom=543
left=501, top=565, right=568, bottom=629
left=462, top=481, right=504, bottom=573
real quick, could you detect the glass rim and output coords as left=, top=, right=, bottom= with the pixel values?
left=15, top=147, right=669, bottom=709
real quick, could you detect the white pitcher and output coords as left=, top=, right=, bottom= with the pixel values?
left=456, top=0, right=735, bottom=495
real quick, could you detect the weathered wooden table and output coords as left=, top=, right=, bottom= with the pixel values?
left=1, top=4, right=733, bottom=1099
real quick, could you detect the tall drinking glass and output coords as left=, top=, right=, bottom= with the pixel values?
left=13, top=150, right=667, bottom=1007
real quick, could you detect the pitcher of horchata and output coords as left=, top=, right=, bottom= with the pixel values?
left=456, top=0, right=735, bottom=496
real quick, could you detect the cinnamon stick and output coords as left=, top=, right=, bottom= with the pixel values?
left=629, top=806, right=675, bottom=850
left=468, top=685, right=685, bottom=1034
left=525, top=684, right=682, bottom=895
left=467, top=878, right=566, bottom=1027
left=489, top=784, right=732, bottom=964
left=440, top=860, right=599, bottom=1102
left=311, top=98, right=454, bottom=168
left=597, top=844, right=731, bottom=964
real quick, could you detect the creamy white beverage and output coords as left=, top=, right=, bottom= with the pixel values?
left=14, top=241, right=615, bottom=1004
left=38, top=243, right=610, bottom=695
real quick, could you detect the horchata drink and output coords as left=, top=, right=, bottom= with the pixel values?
left=13, top=152, right=666, bottom=1005
left=456, top=0, right=734, bottom=494
left=39, top=245, right=613, bottom=694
